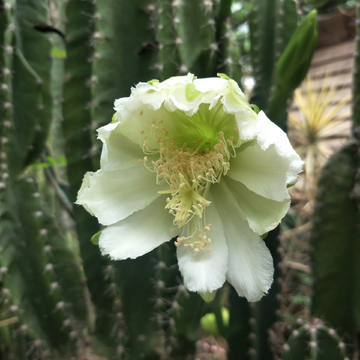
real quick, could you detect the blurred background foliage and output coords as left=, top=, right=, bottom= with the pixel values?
left=0, top=0, right=359, bottom=359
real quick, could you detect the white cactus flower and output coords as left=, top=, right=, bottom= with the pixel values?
left=76, top=73, right=303, bottom=302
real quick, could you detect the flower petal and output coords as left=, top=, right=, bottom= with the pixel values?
left=256, top=111, right=304, bottom=186
left=211, top=181, right=274, bottom=302
left=195, top=77, right=258, bottom=141
left=228, top=111, right=303, bottom=203
left=113, top=75, right=261, bottom=150
left=135, top=82, right=164, bottom=111
left=76, top=165, right=167, bottom=226
left=76, top=172, right=94, bottom=216
left=223, top=176, right=290, bottom=235
left=114, top=96, right=179, bottom=150
left=177, top=195, right=228, bottom=294
left=194, top=77, right=228, bottom=93
left=228, top=142, right=291, bottom=201
left=114, top=98, right=161, bottom=149
left=255, top=111, right=288, bottom=151
left=99, top=196, right=174, bottom=260
left=97, top=122, right=146, bottom=171
left=136, top=74, right=199, bottom=114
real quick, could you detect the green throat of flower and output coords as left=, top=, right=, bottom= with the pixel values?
left=138, top=103, right=241, bottom=251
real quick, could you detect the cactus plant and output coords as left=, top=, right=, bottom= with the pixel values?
left=281, top=318, right=348, bottom=360
left=308, top=3, right=360, bottom=358
left=2, top=0, right=359, bottom=359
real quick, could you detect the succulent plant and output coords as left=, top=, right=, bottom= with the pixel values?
left=1, top=0, right=358, bottom=359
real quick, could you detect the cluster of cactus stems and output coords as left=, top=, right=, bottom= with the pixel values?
left=0, top=0, right=359, bottom=359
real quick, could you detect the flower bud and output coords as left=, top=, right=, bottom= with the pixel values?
left=275, top=10, right=318, bottom=94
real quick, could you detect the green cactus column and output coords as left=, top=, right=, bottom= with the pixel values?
left=62, top=0, right=120, bottom=355
left=0, top=0, right=88, bottom=357
left=249, top=0, right=279, bottom=110
left=157, top=0, right=182, bottom=79
left=281, top=319, right=348, bottom=360
left=309, top=3, right=360, bottom=356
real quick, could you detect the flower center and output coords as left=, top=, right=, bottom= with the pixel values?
left=138, top=106, right=241, bottom=251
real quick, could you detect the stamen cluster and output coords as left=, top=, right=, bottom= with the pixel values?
left=175, top=224, right=212, bottom=253
left=139, top=118, right=240, bottom=252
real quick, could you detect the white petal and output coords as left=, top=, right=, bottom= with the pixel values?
left=114, top=97, right=179, bottom=150
left=229, top=141, right=294, bottom=201
left=76, top=166, right=166, bottom=226
left=256, top=111, right=304, bottom=185
left=97, top=122, right=146, bottom=171
left=221, top=80, right=250, bottom=114
left=160, top=73, right=195, bottom=88
left=177, top=196, right=228, bottom=294
left=223, top=176, right=290, bottom=235
left=255, top=111, right=288, bottom=151
left=76, top=172, right=94, bottom=216
left=114, top=96, right=158, bottom=148
left=209, top=79, right=258, bottom=141
left=235, top=111, right=258, bottom=141
left=136, top=82, right=165, bottom=111
left=211, top=181, right=274, bottom=302
left=137, top=74, right=197, bottom=113
left=167, top=87, right=203, bottom=116
left=194, top=77, right=228, bottom=93
left=99, top=196, right=174, bottom=260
